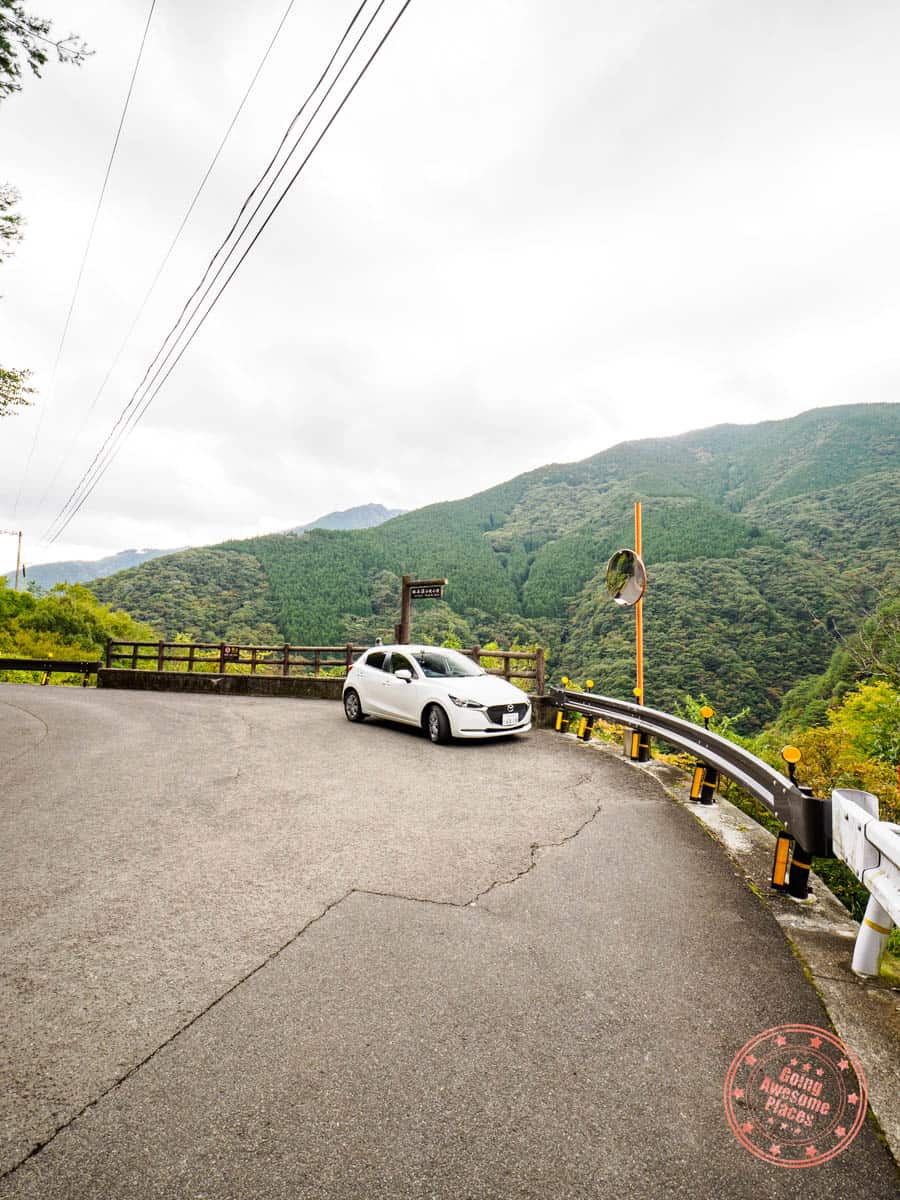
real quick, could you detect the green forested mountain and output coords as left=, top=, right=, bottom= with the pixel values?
left=90, top=403, right=899, bottom=728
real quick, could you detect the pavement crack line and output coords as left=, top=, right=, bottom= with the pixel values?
left=0, top=698, right=50, bottom=771
left=0, top=889, right=354, bottom=1183
left=472, top=795, right=602, bottom=904
left=1, top=796, right=604, bottom=1181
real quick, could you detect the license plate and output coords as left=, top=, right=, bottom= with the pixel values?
left=502, top=712, right=519, bottom=727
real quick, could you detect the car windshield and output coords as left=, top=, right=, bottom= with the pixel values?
left=414, top=649, right=485, bottom=678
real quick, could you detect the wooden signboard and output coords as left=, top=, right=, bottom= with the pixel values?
left=398, top=575, right=448, bottom=643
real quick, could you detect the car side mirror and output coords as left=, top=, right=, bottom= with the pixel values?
left=394, top=669, right=413, bottom=682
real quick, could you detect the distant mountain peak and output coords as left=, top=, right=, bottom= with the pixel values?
left=291, top=503, right=406, bottom=535
left=3, top=547, right=179, bottom=591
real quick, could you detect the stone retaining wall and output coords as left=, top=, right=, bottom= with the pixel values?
left=97, top=669, right=342, bottom=700
left=97, top=669, right=556, bottom=722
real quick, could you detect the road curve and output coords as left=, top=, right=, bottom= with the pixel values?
left=0, top=686, right=896, bottom=1198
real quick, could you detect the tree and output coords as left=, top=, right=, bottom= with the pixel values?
left=0, top=364, right=34, bottom=416
left=0, top=181, right=23, bottom=256
left=0, top=4, right=90, bottom=415
left=1, top=184, right=33, bottom=416
left=0, top=0, right=90, bottom=101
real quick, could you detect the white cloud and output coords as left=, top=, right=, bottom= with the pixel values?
left=1, top=0, right=898, bottom=569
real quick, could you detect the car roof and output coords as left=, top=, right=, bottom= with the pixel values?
left=366, top=644, right=453, bottom=654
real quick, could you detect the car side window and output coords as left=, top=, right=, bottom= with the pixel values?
left=388, top=653, right=416, bottom=676
left=366, top=651, right=387, bottom=671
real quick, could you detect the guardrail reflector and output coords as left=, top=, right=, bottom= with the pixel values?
left=690, top=766, right=705, bottom=801
left=771, top=832, right=792, bottom=890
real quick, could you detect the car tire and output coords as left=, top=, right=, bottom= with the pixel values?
left=425, top=703, right=451, bottom=745
left=343, top=688, right=366, bottom=722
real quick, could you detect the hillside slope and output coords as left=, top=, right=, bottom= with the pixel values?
left=91, top=403, right=900, bottom=727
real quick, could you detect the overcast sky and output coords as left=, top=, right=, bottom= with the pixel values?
left=2, top=0, right=899, bottom=569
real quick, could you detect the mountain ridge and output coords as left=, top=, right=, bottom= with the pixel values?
left=88, top=403, right=900, bottom=728
left=4, top=503, right=406, bottom=590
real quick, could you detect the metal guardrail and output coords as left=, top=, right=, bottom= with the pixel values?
left=552, top=687, right=898, bottom=975
left=0, top=657, right=101, bottom=675
left=550, top=686, right=831, bottom=856
left=832, top=788, right=900, bottom=975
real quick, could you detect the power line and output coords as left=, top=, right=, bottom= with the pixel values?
left=36, top=0, right=303, bottom=512
left=43, top=0, right=374, bottom=544
left=12, top=0, right=157, bottom=516
left=46, top=0, right=414, bottom=545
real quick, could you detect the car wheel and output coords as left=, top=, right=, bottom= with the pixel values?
left=343, top=688, right=366, bottom=722
left=425, top=704, right=451, bottom=745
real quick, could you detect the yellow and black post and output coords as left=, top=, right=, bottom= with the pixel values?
left=786, top=840, right=812, bottom=900
left=555, top=677, right=570, bottom=732
left=780, top=746, right=812, bottom=899
left=624, top=727, right=651, bottom=762
left=579, top=680, right=596, bottom=741
left=689, top=764, right=718, bottom=804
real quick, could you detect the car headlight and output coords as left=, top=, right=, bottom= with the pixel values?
left=448, top=694, right=486, bottom=709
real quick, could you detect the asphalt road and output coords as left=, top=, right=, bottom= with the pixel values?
left=0, top=686, right=896, bottom=1198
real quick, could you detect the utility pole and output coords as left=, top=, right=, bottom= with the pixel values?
left=1, top=530, right=22, bottom=590
left=634, top=501, right=643, bottom=705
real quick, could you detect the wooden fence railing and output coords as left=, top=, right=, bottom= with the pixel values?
left=105, top=641, right=546, bottom=693
left=467, top=646, right=545, bottom=695
left=105, top=641, right=366, bottom=677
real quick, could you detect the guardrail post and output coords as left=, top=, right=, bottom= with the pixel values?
left=690, top=764, right=718, bottom=805
left=535, top=648, right=545, bottom=695
left=624, top=727, right=651, bottom=762
left=786, top=839, right=813, bottom=900
left=218, top=643, right=227, bottom=674
left=346, top=643, right=353, bottom=675
left=157, top=640, right=165, bottom=672
left=851, top=895, right=893, bottom=976
left=105, top=638, right=113, bottom=669
left=282, top=644, right=290, bottom=676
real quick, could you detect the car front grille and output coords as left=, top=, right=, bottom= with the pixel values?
left=486, top=702, right=530, bottom=725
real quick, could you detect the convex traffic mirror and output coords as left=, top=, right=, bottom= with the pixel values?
left=605, top=549, right=647, bottom=607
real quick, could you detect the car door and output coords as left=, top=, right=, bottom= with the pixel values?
left=379, top=652, right=422, bottom=723
left=355, top=649, right=389, bottom=716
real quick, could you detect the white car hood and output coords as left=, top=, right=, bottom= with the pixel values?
left=438, top=674, right=530, bottom=706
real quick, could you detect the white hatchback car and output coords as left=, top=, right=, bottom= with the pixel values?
left=342, top=644, right=532, bottom=744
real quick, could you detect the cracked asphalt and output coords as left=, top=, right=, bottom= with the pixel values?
left=1, top=686, right=897, bottom=1198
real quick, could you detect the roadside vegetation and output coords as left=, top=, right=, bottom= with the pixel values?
left=0, top=580, right=155, bottom=683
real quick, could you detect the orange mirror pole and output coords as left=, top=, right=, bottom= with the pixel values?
left=634, top=502, right=644, bottom=706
